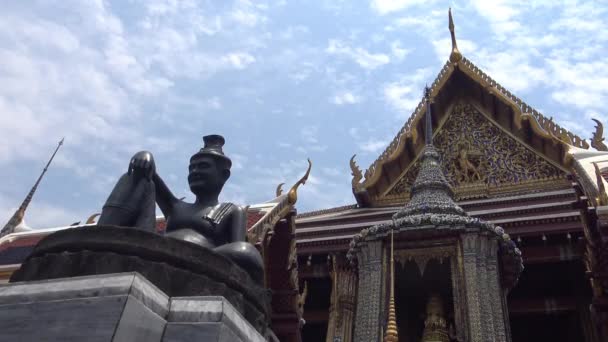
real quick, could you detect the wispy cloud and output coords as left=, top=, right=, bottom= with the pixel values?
left=326, top=39, right=390, bottom=70
left=331, top=91, right=361, bottom=105
left=359, top=138, right=390, bottom=153
left=370, top=0, right=428, bottom=15
left=382, top=68, right=432, bottom=117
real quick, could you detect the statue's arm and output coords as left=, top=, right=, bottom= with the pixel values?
left=153, top=173, right=178, bottom=217
left=229, top=205, right=247, bottom=242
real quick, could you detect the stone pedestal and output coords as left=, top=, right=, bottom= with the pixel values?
left=10, top=225, right=270, bottom=335
left=0, top=272, right=265, bottom=342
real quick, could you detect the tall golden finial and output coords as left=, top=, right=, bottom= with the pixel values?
left=1, top=137, right=64, bottom=237
left=384, top=229, right=399, bottom=342
left=448, top=8, right=462, bottom=63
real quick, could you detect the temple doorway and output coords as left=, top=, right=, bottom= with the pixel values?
left=395, top=257, right=455, bottom=342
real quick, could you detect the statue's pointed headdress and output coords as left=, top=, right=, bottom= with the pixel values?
left=190, top=134, right=232, bottom=169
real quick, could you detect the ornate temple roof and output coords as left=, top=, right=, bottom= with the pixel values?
left=350, top=10, right=588, bottom=207
left=347, top=77, right=524, bottom=288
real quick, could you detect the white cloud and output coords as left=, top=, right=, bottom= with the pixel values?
left=470, top=0, right=522, bottom=37
left=472, top=49, right=548, bottom=93
left=382, top=68, right=432, bottom=117
left=548, top=59, right=608, bottom=111
left=230, top=0, right=267, bottom=27
left=223, top=52, right=256, bottom=69
left=301, top=126, right=319, bottom=144
left=326, top=39, right=390, bottom=70
left=370, top=0, right=427, bottom=15
left=360, top=139, right=389, bottom=153
left=390, top=40, right=410, bottom=61
left=279, top=25, right=310, bottom=40
left=321, top=167, right=341, bottom=177
left=331, top=91, right=361, bottom=105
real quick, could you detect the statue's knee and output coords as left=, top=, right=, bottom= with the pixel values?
left=215, top=242, right=263, bottom=283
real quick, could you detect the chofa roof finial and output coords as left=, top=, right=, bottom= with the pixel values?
left=449, top=8, right=462, bottom=63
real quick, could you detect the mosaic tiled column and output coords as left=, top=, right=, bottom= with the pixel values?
left=486, top=238, right=508, bottom=342
left=326, top=256, right=357, bottom=342
left=462, top=233, right=511, bottom=342
left=353, top=240, right=383, bottom=342
left=462, top=233, right=483, bottom=342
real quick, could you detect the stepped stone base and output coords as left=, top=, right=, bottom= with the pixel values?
left=10, top=225, right=270, bottom=334
left=0, top=272, right=266, bottom=342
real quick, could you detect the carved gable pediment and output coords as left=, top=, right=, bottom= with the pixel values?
left=384, top=102, right=567, bottom=201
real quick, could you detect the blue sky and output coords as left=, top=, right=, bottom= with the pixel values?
left=1, top=0, right=607, bottom=228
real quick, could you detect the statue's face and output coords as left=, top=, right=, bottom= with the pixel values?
left=188, top=156, right=227, bottom=194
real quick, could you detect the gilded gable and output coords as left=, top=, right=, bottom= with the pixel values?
left=385, top=102, right=566, bottom=199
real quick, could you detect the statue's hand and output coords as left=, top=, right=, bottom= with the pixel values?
left=128, top=151, right=156, bottom=181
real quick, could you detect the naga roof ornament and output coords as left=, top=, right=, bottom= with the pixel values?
left=591, top=118, right=608, bottom=151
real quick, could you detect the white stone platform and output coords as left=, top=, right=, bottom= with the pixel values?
left=0, top=272, right=266, bottom=342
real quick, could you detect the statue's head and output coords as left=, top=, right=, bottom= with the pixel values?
left=188, top=135, right=232, bottom=195
left=425, top=294, right=445, bottom=316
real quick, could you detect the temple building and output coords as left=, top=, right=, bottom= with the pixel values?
left=294, top=11, right=608, bottom=342
left=2, top=10, right=608, bottom=342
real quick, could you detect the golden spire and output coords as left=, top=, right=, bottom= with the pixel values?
left=448, top=8, right=462, bottom=63
left=1, top=138, right=64, bottom=237
left=384, top=228, right=399, bottom=342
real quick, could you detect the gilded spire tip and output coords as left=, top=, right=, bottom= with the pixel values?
left=384, top=228, right=399, bottom=342
left=448, top=8, right=462, bottom=63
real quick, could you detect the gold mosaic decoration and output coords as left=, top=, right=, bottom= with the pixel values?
left=387, top=103, right=565, bottom=196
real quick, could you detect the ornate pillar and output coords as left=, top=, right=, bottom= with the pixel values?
left=462, top=233, right=483, bottom=342
left=462, top=233, right=512, bottom=342
left=353, top=240, right=383, bottom=342
left=486, top=238, right=508, bottom=342
left=326, top=255, right=357, bottom=342
left=451, top=251, right=467, bottom=342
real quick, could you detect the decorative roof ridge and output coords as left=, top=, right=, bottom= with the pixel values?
left=358, top=12, right=589, bottom=193
left=363, top=60, right=453, bottom=183
left=296, top=203, right=359, bottom=219
left=458, top=56, right=587, bottom=148
left=362, top=57, right=589, bottom=188
left=391, top=91, right=466, bottom=220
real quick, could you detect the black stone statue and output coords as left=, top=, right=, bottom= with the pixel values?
left=98, top=135, right=263, bottom=284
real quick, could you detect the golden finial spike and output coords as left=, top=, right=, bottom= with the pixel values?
left=1, top=137, right=64, bottom=237
left=85, top=213, right=101, bottom=224
left=276, top=183, right=284, bottom=197
left=288, top=158, right=312, bottom=204
left=448, top=8, right=462, bottom=63
left=384, top=228, right=399, bottom=342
